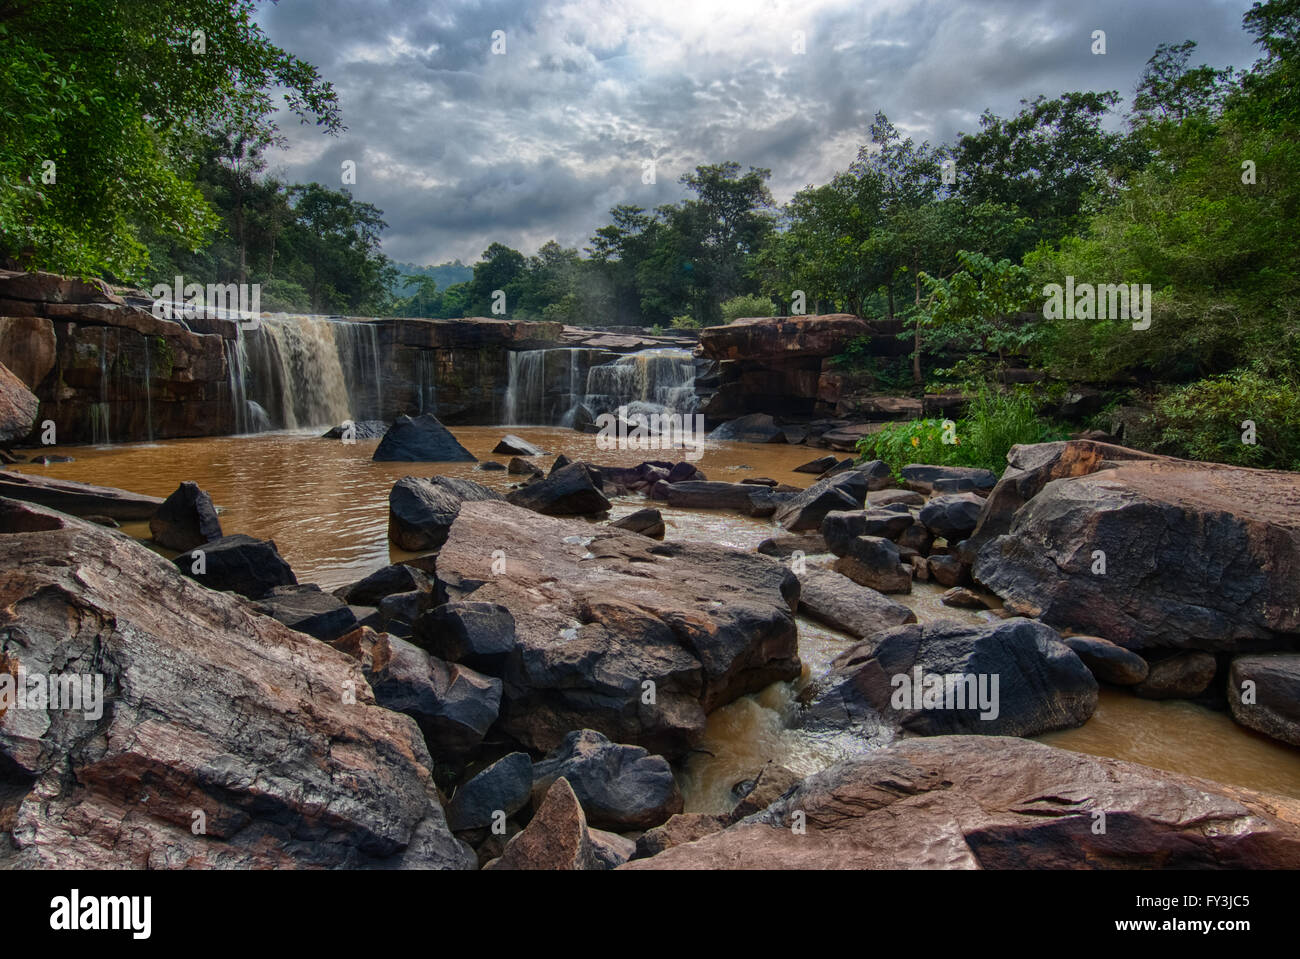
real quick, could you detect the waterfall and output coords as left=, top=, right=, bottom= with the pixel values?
left=142, top=336, right=153, bottom=443
left=584, top=349, right=697, bottom=415
left=415, top=350, right=437, bottom=414
left=91, top=327, right=111, bottom=444
left=502, top=347, right=696, bottom=426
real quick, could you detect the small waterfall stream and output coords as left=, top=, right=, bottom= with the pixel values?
left=503, top=347, right=697, bottom=426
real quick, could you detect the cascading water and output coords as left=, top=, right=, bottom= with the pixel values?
left=583, top=349, right=697, bottom=415
left=415, top=350, right=437, bottom=414
left=503, top=347, right=696, bottom=426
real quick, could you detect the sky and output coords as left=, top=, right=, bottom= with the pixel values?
left=255, top=0, right=1262, bottom=267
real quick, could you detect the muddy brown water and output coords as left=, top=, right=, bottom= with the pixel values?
left=14, top=428, right=1300, bottom=810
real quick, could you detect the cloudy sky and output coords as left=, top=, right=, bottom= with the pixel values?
left=255, top=0, right=1261, bottom=267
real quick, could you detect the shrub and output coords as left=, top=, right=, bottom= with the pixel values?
left=669, top=313, right=701, bottom=330
left=720, top=294, right=775, bottom=323
left=1154, top=370, right=1300, bottom=469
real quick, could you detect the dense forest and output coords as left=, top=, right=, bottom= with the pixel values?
left=2, top=0, right=1298, bottom=467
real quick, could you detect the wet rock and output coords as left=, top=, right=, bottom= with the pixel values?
left=901, top=464, right=996, bottom=496
left=253, top=584, right=359, bottom=641
left=493, top=434, right=545, bottom=456
left=414, top=601, right=516, bottom=675
left=611, top=507, right=666, bottom=539
left=729, top=762, right=802, bottom=820
left=1229, top=653, right=1300, bottom=746
left=794, top=455, right=839, bottom=474
left=0, top=361, right=39, bottom=445
left=0, top=469, right=163, bottom=520
left=532, top=729, right=683, bottom=831
left=373, top=413, right=477, bottom=462
left=337, top=563, right=431, bottom=607
left=476, top=461, right=506, bottom=471
left=814, top=457, right=856, bottom=479
left=756, top=531, right=827, bottom=558
left=633, top=813, right=729, bottom=859
left=172, top=533, right=297, bottom=599
left=796, top=567, right=916, bottom=640
left=832, top=536, right=912, bottom=594
left=896, top=522, right=934, bottom=555
left=919, top=493, right=984, bottom=541
left=589, top=828, right=638, bottom=869
left=941, top=587, right=994, bottom=610
left=623, top=736, right=1300, bottom=869
left=321, top=419, right=386, bottom=439
left=446, top=752, right=534, bottom=831
left=708, top=413, right=787, bottom=444
left=549, top=453, right=572, bottom=474
left=799, top=618, right=1097, bottom=741
left=505, top=461, right=611, bottom=515
left=853, top=459, right=894, bottom=491
left=1133, top=651, right=1218, bottom=699
left=486, top=778, right=598, bottom=870
left=0, top=498, right=474, bottom=869
left=388, top=475, right=504, bottom=552
left=1063, top=635, right=1149, bottom=686
left=435, top=500, right=800, bottom=757
left=148, top=481, right=222, bottom=552
left=774, top=480, right=862, bottom=533
left=973, top=454, right=1300, bottom=652
left=822, top=509, right=912, bottom=554
left=666, top=461, right=705, bottom=483
left=927, top=554, right=967, bottom=588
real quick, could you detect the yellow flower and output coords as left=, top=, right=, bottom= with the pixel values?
left=911, top=436, right=919, bottom=447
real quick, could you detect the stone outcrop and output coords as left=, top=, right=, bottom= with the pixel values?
left=0, top=361, right=38, bottom=445
left=0, top=469, right=164, bottom=520
left=388, top=475, right=504, bottom=552
left=373, top=413, right=476, bottom=462
left=795, top=567, right=916, bottom=640
left=0, top=497, right=474, bottom=869
left=1229, top=653, right=1300, bottom=746
left=623, top=736, right=1300, bottom=869
left=149, top=481, right=223, bottom=551
left=531, top=729, right=683, bottom=830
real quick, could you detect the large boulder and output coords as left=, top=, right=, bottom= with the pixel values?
left=774, top=471, right=869, bottom=533
left=505, top=461, right=611, bottom=516
left=0, top=361, right=38, bottom=445
left=0, top=469, right=163, bottom=520
left=434, top=500, right=801, bottom=758
left=663, top=480, right=774, bottom=515
left=172, top=533, right=297, bottom=599
left=1229, top=653, right=1300, bottom=746
left=373, top=413, right=476, bottom=462
left=445, top=752, right=534, bottom=831
left=795, top=567, right=916, bottom=640
left=707, top=413, right=786, bottom=444
left=1062, top=635, right=1149, bottom=686
left=610, top=507, right=665, bottom=539
left=900, top=464, right=996, bottom=495
left=413, top=601, right=517, bottom=675
left=822, top=509, right=912, bottom=554
left=485, top=777, right=598, bottom=870
left=148, top=480, right=222, bottom=551
left=698, top=314, right=871, bottom=362
left=623, top=736, right=1300, bottom=869
left=388, top=475, right=503, bottom=552
left=919, top=493, right=984, bottom=541
left=798, top=618, right=1098, bottom=742
left=253, top=584, right=359, bottom=642
left=974, top=455, right=1300, bottom=652
left=1132, top=651, right=1218, bottom=700
left=531, top=729, right=683, bottom=830
left=337, top=563, right=431, bottom=606
left=832, top=535, right=912, bottom=594
left=0, top=497, right=474, bottom=869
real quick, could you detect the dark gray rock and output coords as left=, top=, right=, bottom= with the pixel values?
left=149, top=481, right=222, bottom=552
left=775, top=484, right=861, bottom=532
left=1229, top=653, right=1300, bottom=746
left=822, top=509, right=912, bottom=555
left=532, top=729, right=684, bottom=831
left=446, top=752, right=534, bottom=831
left=900, top=464, right=997, bottom=495
left=1063, top=635, right=1149, bottom=686
left=611, top=507, right=666, bottom=539
left=388, top=475, right=504, bottom=552
left=493, top=434, right=545, bottom=456
left=172, top=533, right=297, bottom=599
left=796, top=567, right=916, bottom=640
left=414, top=601, right=517, bottom=675
left=833, top=536, right=912, bottom=593
left=794, top=455, right=839, bottom=474
left=919, top=493, right=984, bottom=541
left=338, top=563, right=431, bottom=606
left=373, top=413, right=476, bottom=462
left=1133, top=651, right=1218, bottom=699
left=708, top=413, right=787, bottom=444
left=253, top=584, right=359, bottom=641
left=505, top=461, right=611, bottom=515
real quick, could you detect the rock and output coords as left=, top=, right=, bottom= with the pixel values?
left=664, top=480, right=771, bottom=515
left=0, top=315, right=57, bottom=391
left=822, top=509, right=912, bottom=554
left=372, top=413, right=476, bottom=462
left=973, top=453, right=1300, bottom=652
left=666, top=461, right=704, bottom=483
left=796, top=567, right=916, bottom=640
left=0, top=361, right=39, bottom=445
left=588, top=828, right=638, bottom=869
left=506, top=456, right=539, bottom=475
left=0, top=498, right=474, bottom=869
left=699, top=314, right=871, bottom=362
left=505, top=461, right=611, bottom=515
left=493, top=434, right=545, bottom=456
left=148, top=481, right=222, bottom=551
left=388, top=475, right=504, bottom=552
left=413, top=601, right=517, bottom=675
left=435, top=500, right=800, bottom=757
left=332, top=628, right=501, bottom=758
left=707, top=413, right=787, bottom=444
left=338, top=563, right=431, bottom=606
left=549, top=453, right=572, bottom=474
left=27, top=454, right=73, bottom=464
left=377, top=589, right=433, bottom=637
left=896, top=522, right=934, bottom=555
left=729, top=762, right=802, bottom=820
left=632, top=813, right=729, bottom=859
left=476, top=461, right=506, bottom=471
left=1133, top=651, right=1218, bottom=699
left=814, top=457, right=856, bottom=478
left=532, top=729, right=683, bottom=831
left=756, top=531, right=827, bottom=558
left=1229, top=653, right=1300, bottom=746
left=445, top=752, right=534, bottom=831
left=869, top=489, right=925, bottom=507
left=799, top=618, right=1097, bottom=741
left=833, top=536, right=912, bottom=594
left=320, top=419, right=386, bottom=439
left=0, top=269, right=123, bottom=304
left=0, top=469, right=163, bottom=520
left=253, top=584, right=359, bottom=641
left=928, top=554, right=966, bottom=588
left=1063, top=635, right=1150, bottom=686
left=622, top=736, right=1300, bottom=869
left=611, top=507, right=665, bottom=539
left=941, top=587, right=993, bottom=610
left=853, top=459, right=894, bottom=491
left=919, top=493, right=984, bottom=541
left=794, top=455, right=839, bottom=474
left=486, top=777, right=598, bottom=870
left=82, top=514, right=119, bottom=527
left=172, top=533, right=297, bottom=599
left=773, top=471, right=869, bottom=533
left=901, top=464, right=997, bottom=495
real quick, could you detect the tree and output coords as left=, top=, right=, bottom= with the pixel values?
left=282, top=183, right=393, bottom=314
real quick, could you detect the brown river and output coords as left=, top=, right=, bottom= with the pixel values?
left=14, top=427, right=1300, bottom=810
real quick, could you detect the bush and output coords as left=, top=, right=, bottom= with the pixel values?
left=670, top=313, right=701, bottom=330
left=857, top=386, right=1064, bottom=476
left=1154, top=370, right=1300, bottom=469
left=720, top=294, right=775, bottom=323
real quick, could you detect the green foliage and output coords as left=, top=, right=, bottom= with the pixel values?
left=918, top=250, right=1040, bottom=373
left=670, top=314, right=701, bottom=330
left=719, top=294, right=775, bottom=322
left=1154, top=369, right=1300, bottom=469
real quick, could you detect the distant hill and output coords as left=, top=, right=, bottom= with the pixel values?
left=390, top=261, right=474, bottom=296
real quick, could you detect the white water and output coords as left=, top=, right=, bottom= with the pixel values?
left=505, top=347, right=697, bottom=425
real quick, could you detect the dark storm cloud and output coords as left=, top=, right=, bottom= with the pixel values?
left=255, top=0, right=1262, bottom=266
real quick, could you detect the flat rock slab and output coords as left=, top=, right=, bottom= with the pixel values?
left=0, top=469, right=163, bottom=519
left=795, top=567, right=916, bottom=640
left=1229, top=653, right=1300, bottom=746
left=623, top=736, right=1300, bottom=869
left=435, top=500, right=801, bottom=758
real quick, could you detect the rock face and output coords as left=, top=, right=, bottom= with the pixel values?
left=0, top=497, right=474, bottom=869
left=388, top=475, right=504, bottom=552
left=799, top=618, right=1097, bottom=742
left=531, top=729, right=683, bottom=831
left=1132, top=651, right=1218, bottom=700
left=486, top=777, right=598, bottom=870
left=0, top=469, right=164, bottom=519
left=149, top=481, right=223, bottom=551
left=373, top=414, right=477, bottom=462
left=707, top=413, right=787, bottom=444
left=435, top=500, right=801, bottom=758
left=172, top=533, right=297, bottom=599
left=623, top=736, right=1300, bottom=869
left=795, top=567, right=916, bottom=640
left=1062, top=635, right=1149, bottom=686
left=505, top=462, right=611, bottom=516
left=0, top=361, right=38, bottom=445
left=973, top=452, right=1300, bottom=652
left=1229, top=653, right=1300, bottom=746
